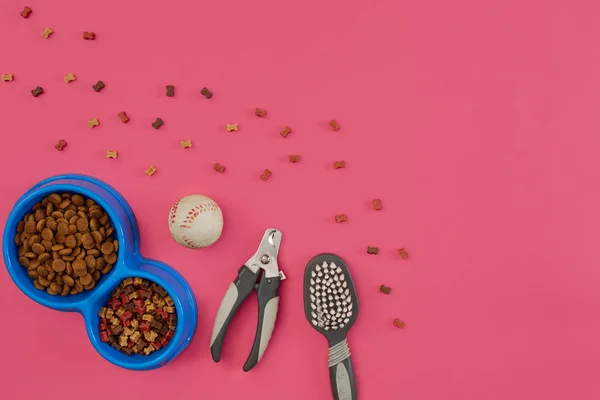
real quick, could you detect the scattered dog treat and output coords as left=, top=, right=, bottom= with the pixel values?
left=2, top=74, right=13, bottom=82
left=98, top=277, right=177, bottom=356
left=393, top=318, right=406, bottom=328
left=335, top=214, right=348, bottom=223
left=31, top=86, right=43, bottom=97
left=21, top=6, right=32, bottom=18
left=289, top=155, right=301, bottom=163
left=226, top=124, right=238, bottom=132
left=200, top=87, right=212, bottom=99
left=380, top=285, right=391, bottom=294
left=255, top=108, right=267, bottom=117
left=16, top=192, right=118, bottom=295
left=106, top=151, right=118, bottom=159
left=145, top=166, right=157, bottom=176
left=82, top=32, right=96, bottom=40
left=367, top=246, right=379, bottom=255
left=117, top=111, right=129, bottom=123
left=92, top=81, right=105, bottom=92
left=280, top=126, right=292, bottom=138
left=55, top=140, right=67, bottom=151
left=333, top=161, right=346, bottom=169
left=373, top=199, right=382, bottom=210
left=260, top=169, right=272, bottom=181
left=42, top=27, right=53, bottom=39
left=398, top=248, right=409, bottom=259
left=152, top=118, right=164, bottom=129
left=88, top=118, right=99, bottom=128
left=213, top=163, right=226, bottom=173
left=63, top=73, right=75, bottom=83
left=329, top=120, right=340, bottom=131
left=180, top=140, right=192, bottom=149
left=166, top=85, right=175, bottom=97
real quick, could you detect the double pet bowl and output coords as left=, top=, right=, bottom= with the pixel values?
left=2, top=174, right=198, bottom=370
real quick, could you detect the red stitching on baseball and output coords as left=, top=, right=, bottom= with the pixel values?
left=178, top=202, right=221, bottom=229
left=183, top=235, right=202, bottom=248
left=169, top=200, right=180, bottom=225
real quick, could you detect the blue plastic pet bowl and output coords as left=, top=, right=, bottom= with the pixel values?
left=2, top=174, right=198, bottom=371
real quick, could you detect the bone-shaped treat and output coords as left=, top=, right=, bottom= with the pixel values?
left=118, top=112, right=129, bottom=123
left=280, top=126, right=292, bottom=138
left=31, top=86, right=44, bottom=97
left=166, top=85, right=175, bottom=97
left=21, top=6, right=32, bottom=18
left=92, top=80, right=105, bottom=92
left=200, top=87, right=212, bottom=99
left=88, top=118, right=99, bottom=128
left=152, top=118, right=164, bottom=129
left=64, top=73, right=76, bottom=83
left=42, top=27, right=53, bottom=39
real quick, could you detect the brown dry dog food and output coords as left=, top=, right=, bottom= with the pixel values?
left=55, top=140, right=67, bottom=151
left=42, top=27, right=53, bottom=39
left=180, top=140, right=192, bottom=149
left=2, top=74, right=13, bottom=82
left=333, top=161, right=346, bottom=169
left=98, top=277, right=177, bottom=356
left=117, top=111, right=129, bottom=123
left=21, top=6, right=32, bottom=18
left=393, top=319, right=405, bottom=328
left=335, top=214, right=348, bottom=223
left=380, top=285, right=391, bottom=294
left=31, top=86, right=43, bottom=97
left=280, top=126, right=292, bottom=138
left=329, top=120, right=340, bottom=131
left=145, top=166, right=157, bottom=176
left=88, top=118, right=99, bottom=128
left=367, top=246, right=379, bottom=255
left=106, top=151, right=118, bottom=159
left=16, top=192, right=118, bottom=295
left=398, top=248, right=409, bottom=259
left=255, top=108, right=267, bottom=117
left=200, top=87, right=212, bottom=99
left=373, top=199, right=382, bottom=210
left=92, top=81, right=105, bottom=92
left=213, top=163, right=226, bottom=173
left=166, top=85, right=175, bottom=97
left=226, top=124, right=238, bottom=132
left=152, top=118, right=164, bottom=129
left=289, top=155, right=301, bottom=163
left=64, top=73, right=76, bottom=83
left=83, top=32, right=96, bottom=40
left=260, top=169, right=272, bottom=181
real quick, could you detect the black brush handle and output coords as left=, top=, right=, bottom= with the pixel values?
left=328, top=339, right=357, bottom=400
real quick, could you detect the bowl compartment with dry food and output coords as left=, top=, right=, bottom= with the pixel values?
left=2, top=174, right=197, bottom=370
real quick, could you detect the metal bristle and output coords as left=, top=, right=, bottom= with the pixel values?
left=307, top=262, right=354, bottom=331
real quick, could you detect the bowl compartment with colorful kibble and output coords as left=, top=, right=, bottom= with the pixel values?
left=98, top=277, right=177, bottom=356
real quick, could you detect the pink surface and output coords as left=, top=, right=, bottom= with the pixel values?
left=1, top=0, right=600, bottom=398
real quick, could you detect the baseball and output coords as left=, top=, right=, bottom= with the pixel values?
left=168, top=194, right=224, bottom=249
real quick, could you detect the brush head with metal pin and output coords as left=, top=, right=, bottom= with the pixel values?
left=303, top=253, right=359, bottom=343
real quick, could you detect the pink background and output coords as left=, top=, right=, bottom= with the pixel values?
left=1, top=0, right=599, bottom=399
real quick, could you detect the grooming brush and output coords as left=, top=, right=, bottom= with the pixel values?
left=304, top=253, right=359, bottom=400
